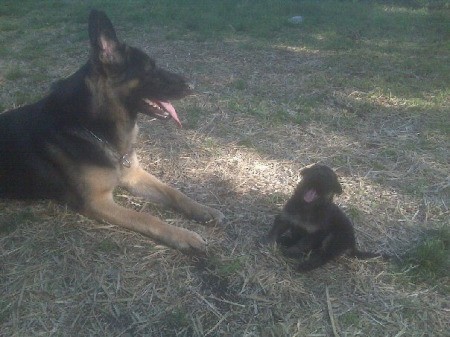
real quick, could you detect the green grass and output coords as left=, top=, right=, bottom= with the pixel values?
left=207, top=255, right=245, bottom=279
left=400, top=228, right=450, bottom=292
left=0, top=208, right=37, bottom=234
left=2, top=1, right=448, bottom=103
left=183, top=105, right=205, bottom=129
left=345, top=205, right=366, bottom=223
left=13, top=92, right=42, bottom=107
left=167, top=308, right=190, bottom=328
left=0, top=299, right=11, bottom=325
left=97, top=238, right=120, bottom=253
left=4, top=67, right=26, bottom=81
left=230, top=79, right=247, bottom=91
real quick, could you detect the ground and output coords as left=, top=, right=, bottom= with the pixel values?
left=1, top=2, right=449, bottom=336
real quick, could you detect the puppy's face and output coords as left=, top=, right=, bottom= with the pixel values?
left=296, top=164, right=342, bottom=204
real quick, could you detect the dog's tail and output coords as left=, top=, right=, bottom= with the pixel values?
left=349, top=249, right=390, bottom=260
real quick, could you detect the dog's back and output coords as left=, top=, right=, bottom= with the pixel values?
left=0, top=99, right=66, bottom=200
left=0, top=62, right=102, bottom=204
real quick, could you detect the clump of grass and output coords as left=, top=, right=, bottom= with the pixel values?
left=207, top=255, right=245, bottom=279
left=5, top=67, right=26, bottom=81
left=0, top=299, right=11, bottom=324
left=236, top=138, right=254, bottom=148
left=401, top=228, right=450, bottom=291
left=184, top=105, right=205, bottom=129
left=166, top=307, right=190, bottom=328
left=230, top=79, right=247, bottom=91
left=0, top=208, right=37, bottom=234
left=345, top=205, right=365, bottom=223
left=97, top=238, right=120, bottom=253
left=13, top=92, right=41, bottom=106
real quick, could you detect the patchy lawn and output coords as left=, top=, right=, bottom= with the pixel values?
left=1, top=1, right=449, bottom=336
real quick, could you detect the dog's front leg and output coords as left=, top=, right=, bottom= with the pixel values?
left=119, top=154, right=224, bottom=225
left=80, top=166, right=207, bottom=253
left=84, top=193, right=207, bottom=253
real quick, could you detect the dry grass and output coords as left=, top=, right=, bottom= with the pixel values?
left=1, top=9, right=449, bottom=337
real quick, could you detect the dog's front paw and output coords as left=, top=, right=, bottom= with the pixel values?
left=193, top=206, right=225, bottom=226
left=171, top=228, right=207, bottom=254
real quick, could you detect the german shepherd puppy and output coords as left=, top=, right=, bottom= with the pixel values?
left=268, top=164, right=386, bottom=271
left=0, top=10, right=224, bottom=253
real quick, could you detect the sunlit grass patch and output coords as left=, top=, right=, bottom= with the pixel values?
left=400, top=228, right=450, bottom=292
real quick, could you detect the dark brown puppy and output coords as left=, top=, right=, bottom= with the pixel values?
left=0, top=10, right=224, bottom=253
left=268, top=164, right=385, bottom=272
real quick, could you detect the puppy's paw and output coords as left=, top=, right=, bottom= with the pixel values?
left=296, top=263, right=318, bottom=273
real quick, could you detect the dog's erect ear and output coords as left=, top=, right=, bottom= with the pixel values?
left=329, top=169, right=343, bottom=194
left=300, top=163, right=321, bottom=177
left=88, top=10, right=121, bottom=65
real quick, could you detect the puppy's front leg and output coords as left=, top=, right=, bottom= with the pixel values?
left=120, top=154, right=224, bottom=225
left=267, top=213, right=293, bottom=243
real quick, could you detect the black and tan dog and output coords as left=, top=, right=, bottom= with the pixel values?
left=0, top=10, right=224, bottom=253
left=268, top=164, right=386, bottom=271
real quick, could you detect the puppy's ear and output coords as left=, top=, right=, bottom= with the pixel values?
left=333, top=179, right=343, bottom=195
left=300, top=166, right=312, bottom=177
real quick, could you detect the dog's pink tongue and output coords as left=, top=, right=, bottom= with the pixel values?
left=158, top=100, right=182, bottom=128
left=304, top=189, right=318, bottom=203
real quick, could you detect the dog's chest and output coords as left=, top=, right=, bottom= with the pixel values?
left=115, top=124, right=138, bottom=167
left=124, top=123, right=139, bottom=149
left=283, top=212, right=320, bottom=233
left=296, top=218, right=320, bottom=233
left=129, top=124, right=139, bottom=146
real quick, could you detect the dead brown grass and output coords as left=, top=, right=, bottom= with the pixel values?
left=1, top=23, right=449, bottom=337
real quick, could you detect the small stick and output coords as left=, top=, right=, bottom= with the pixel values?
left=326, top=286, right=340, bottom=337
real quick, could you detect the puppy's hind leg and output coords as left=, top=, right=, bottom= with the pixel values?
left=296, top=232, right=347, bottom=272
left=267, top=213, right=296, bottom=244
left=296, top=252, right=332, bottom=272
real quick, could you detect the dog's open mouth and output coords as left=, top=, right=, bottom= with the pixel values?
left=142, top=99, right=182, bottom=127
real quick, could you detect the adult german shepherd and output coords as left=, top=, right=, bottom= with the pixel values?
left=0, top=10, right=224, bottom=253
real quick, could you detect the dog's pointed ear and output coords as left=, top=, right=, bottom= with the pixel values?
left=329, top=169, right=343, bottom=194
left=300, top=165, right=312, bottom=177
left=88, top=10, right=121, bottom=65
left=300, top=168, right=307, bottom=176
